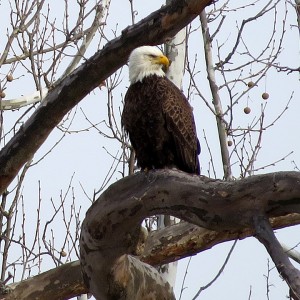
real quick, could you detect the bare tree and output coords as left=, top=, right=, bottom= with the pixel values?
left=0, top=0, right=300, bottom=299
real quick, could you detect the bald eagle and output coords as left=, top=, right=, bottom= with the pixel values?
left=121, top=46, right=200, bottom=174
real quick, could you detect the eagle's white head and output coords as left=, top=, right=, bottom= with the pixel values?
left=128, top=46, right=170, bottom=84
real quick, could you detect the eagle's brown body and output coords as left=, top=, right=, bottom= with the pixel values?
left=122, top=75, right=200, bottom=174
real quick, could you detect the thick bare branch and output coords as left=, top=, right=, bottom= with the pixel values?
left=142, top=213, right=300, bottom=266
left=2, top=195, right=299, bottom=299
left=0, top=261, right=85, bottom=300
left=107, top=255, right=175, bottom=300
left=80, top=170, right=300, bottom=299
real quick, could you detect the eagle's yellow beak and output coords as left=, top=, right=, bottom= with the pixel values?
left=154, top=55, right=170, bottom=69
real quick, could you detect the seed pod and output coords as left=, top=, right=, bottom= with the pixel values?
left=6, top=74, right=13, bottom=82
left=244, top=106, right=251, bottom=114
left=247, top=81, right=255, bottom=88
left=262, top=92, right=269, bottom=100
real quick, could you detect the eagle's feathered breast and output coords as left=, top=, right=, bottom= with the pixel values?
left=122, top=75, right=200, bottom=174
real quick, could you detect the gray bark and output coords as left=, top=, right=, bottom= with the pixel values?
left=80, top=170, right=300, bottom=299
left=0, top=261, right=85, bottom=300
left=2, top=170, right=300, bottom=299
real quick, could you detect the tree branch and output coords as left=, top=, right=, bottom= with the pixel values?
left=0, top=261, right=86, bottom=300
left=200, top=10, right=232, bottom=180
left=254, top=215, right=300, bottom=299
left=142, top=213, right=300, bottom=266
left=80, top=170, right=300, bottom=299
left=2, top=174, right=300, bottom=299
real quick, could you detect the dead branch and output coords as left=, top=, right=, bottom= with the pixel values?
left=142, top=213, right=300, bottom=266
left=254, top=215, right=300, bottom=300
left=80, top=169, right=300, bottom=299
left=0, top=171, right=300, bottom=300
left=0, top=261, right=85, bottom=300
left=200, top=10, right=232, bottom=180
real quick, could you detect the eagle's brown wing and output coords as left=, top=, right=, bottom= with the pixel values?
left=159, top=77, right=200, bottom=174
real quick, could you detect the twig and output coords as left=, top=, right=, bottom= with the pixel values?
left=192, top=240, right=237, bottom=300
left=179, top=257, right=192, bottom=300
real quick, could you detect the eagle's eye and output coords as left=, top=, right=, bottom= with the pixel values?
left=148, top=54, right=156, bottom=58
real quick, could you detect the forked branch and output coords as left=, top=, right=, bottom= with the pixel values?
left=80, top=170, right=300, bottom=299
left=2, top=180, right=300, bottom=300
